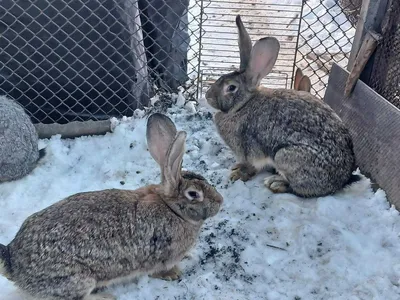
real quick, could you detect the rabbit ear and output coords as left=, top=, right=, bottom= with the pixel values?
left=236, top=15, right=252, bottom=71
left=298, top=75, right=311, bottom=92
left=294, top=68, right=304, bottom=90
left=163, top=131, right=186, bottom=193
left=146, top=112, right=177, bottom=171
left=245, top=37, right=280, bottom=88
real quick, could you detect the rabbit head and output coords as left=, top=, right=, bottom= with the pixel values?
left=146, top=113, right=223, bottom=222
left=294, top=67, right=311, bottom=92
left=205, top=15, right=280, bottom=112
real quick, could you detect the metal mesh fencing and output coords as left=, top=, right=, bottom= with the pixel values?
left=0, top=0, right=363, bottom=125
left=294, top=0, right=359, bottom=98
left=369, top=0, right=400, bottom=109
left=0, top=0, right=203, bottom=124
left=197, top=0, right=359, bottom=100
left=339, top=0, right=362, bottom=27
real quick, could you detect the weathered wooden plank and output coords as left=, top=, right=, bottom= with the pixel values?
left=325, top=63, right=400, bottom=207
left=205, top=14, right=299, bottom=24
left=202, top=20, right=300, bottom=31
left=204, top=0, right=302, bottom=5
left=201, top=42, right=297, bottom=54
left=348, top=0, right=389, bottom=70
left=207, top=2, right=301, bottom=12
left=345, top=30, right=381, bottom=97
left=203, top=31, right=298, bottom=42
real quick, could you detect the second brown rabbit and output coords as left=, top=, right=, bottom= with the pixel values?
left=205, top=15, right=360, bottom=198
left=0, top=113, right=223, bottom=300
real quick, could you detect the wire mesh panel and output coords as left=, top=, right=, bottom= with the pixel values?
left=198, top=0, right=303, bottom=96
left=369, top=0, right=400, bottom=109
left=0, top=0, right=203, bottom=124
left=339, top=0, right=362, bottom=27
left=197, top=0, right=359, bottom=99
left=294, top=0, right=358, bottom=98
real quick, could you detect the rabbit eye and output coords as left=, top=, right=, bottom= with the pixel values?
left=189, top=191, right=199, bottom=198
left=185, top=189, right=203, bottom=201
left=227, top=84, right=237, bottom=92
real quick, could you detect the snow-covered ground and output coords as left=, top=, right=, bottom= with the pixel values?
left=1, top=100, right=400, bottom=300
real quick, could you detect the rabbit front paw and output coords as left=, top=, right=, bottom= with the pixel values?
left=264, top=175, right=290, bottom=193
left=150, top=265, right=182, bottom=281
left=230, top=163, right=257, bottom=182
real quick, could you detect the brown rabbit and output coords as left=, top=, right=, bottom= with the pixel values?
left=293, top=67, right=311, bottom=92
left=205, top=15, right=359, bottom=198
left=0, top=113, right=223, bottom=300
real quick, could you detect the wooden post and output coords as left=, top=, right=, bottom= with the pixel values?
left=347, top=0, right=389, bottom=72
left=35, top=120, right=113, bottom=139
left=344, top=30, right=382, bottom=97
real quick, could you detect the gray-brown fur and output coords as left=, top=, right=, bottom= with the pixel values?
left=0, top=113, right=223, bottom=300
left=205, top=15, right=358, bottom=198
left=0, top=95, right=44, bottom=182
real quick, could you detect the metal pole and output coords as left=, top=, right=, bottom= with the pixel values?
left=196, top=0, right=206, bottom=99
left=291, top=0, right=305, bottom=89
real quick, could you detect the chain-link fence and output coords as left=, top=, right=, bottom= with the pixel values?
left=339, top=0, right=362, bottom=27
left=294, top=0, right=360, bottom=98
left=0, top=0, right=363, bottom=125
left=197, top=0, right=360, bottom=100
left=369, top=0, right=400, bottom=109
left=0, top=0, right=203, bottom=124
